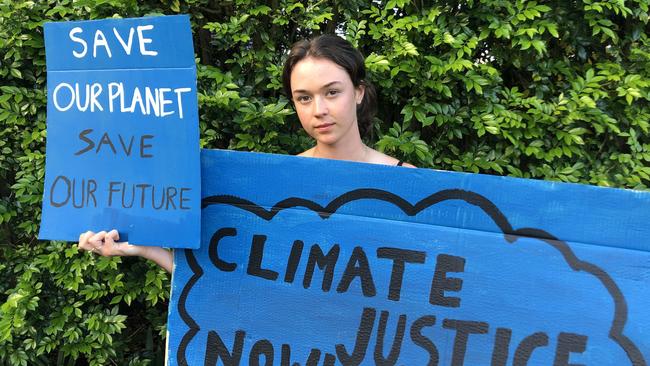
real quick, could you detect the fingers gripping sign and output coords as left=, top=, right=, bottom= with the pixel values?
left=77, top=229, right=173, bottom=272
left=78, top=229, right=123, bottom=257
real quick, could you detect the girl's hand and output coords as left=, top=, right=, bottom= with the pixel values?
left=78, top=230, right=173, bottom=272
left=78, top=229, right=143, bottom=257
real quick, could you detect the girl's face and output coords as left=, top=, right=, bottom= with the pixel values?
left=290, top=56, right=365, bottom=148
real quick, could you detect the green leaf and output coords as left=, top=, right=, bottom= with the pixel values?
left=170, top=0, right=180, bottom=12
left=531, top=40, right=546, bottom=54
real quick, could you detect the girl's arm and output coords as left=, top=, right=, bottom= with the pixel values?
left=78, top=230, right=173, bottom=273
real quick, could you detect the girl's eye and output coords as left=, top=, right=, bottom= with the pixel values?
left=327, top=89, right=340, bottom=97
left=296, top=95, right=311, bottom=103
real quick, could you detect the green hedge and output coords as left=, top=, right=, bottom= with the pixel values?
left=1, top=0, right=648, bottom=364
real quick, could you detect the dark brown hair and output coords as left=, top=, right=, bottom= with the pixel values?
left=282, top=35, right=377, bottom=138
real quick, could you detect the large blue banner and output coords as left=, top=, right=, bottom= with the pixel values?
left=39, top=15, right=200, bottom=248
left=167, top=149, right=650, bottom=365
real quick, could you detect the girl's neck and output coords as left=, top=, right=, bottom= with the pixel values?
left=312, top=139, right=368, bottom=162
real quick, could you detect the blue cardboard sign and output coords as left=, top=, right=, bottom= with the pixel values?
left=39, top=15, right=200, bottom=248
left=167, top=149, right=650, bottom=366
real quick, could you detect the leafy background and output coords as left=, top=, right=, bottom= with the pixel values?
left=1, top=0, right=648, bottom=364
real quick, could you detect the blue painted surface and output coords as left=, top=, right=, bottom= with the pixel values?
left=43, top=15, right=194, bottom=70
left=167, top=149, right=650, bottom=365
left=39, top=15, right=200, bottom=248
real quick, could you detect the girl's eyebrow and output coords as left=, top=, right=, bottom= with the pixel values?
left=322, top=81, right=343, bottom=88
left=292, top=81, right=343, bottom=94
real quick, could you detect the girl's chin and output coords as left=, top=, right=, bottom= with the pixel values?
left=314, top=136, right=341, bottom=146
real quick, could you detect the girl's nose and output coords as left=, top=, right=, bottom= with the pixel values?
left=313, top=96, right=328, bottom=116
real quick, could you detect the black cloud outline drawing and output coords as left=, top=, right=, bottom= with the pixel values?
left=173, top=188, right=647, bottom=366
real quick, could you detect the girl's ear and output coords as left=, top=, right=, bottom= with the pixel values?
left=355, top=84, right=365, bottom=105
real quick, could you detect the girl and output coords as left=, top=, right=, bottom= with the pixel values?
left=78, top=35, right=414, bottom=272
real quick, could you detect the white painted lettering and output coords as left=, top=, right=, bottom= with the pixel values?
left=144, top=87, right=159, bottom=116
left=129, top=87, right=146, bottom=114
left=137, top=25, right=158, bottom=56
left=69, top=27, right=88, bottom=58
left=159, top=88, right=173, bottom=117
left=53, top=83, right=75, bottom=111
left=174, top=87, right=191, bottom=119
left=90, top=83, right=103, bottom=112
left=93, top=30, right=112, bottom=58
left=113, top=27, right=135, bottom=55
left=108, top=82, right=123, bottom=113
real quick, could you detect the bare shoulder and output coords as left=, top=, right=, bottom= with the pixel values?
left=297, top=147, right=315, bottom=157
left=366, top=148, right=416, bottom=168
